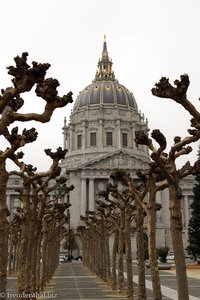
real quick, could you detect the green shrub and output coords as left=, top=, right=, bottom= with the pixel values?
left=157, top=246, right=169, bottom=263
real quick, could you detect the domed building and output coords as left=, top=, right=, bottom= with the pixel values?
left=60, top=37, right=194, bottom=254
left=61, top=37, right=150, bottom=221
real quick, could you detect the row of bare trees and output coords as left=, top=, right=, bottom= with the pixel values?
left=0, top=52, right=73, bottom=299
left=7, top=150, right=74, bottom=297
left=77, top=74, right=200, bottom=300
left=77, top=170, right=163, bottom=300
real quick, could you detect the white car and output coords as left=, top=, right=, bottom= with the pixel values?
left=59, top=255, right=66, bottom=263
left=167, top=252, right=174, bottom=260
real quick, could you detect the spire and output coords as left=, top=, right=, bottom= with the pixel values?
left=93, top=36, right=116, bottom=82
left=103, top=34, right=107, bottom=52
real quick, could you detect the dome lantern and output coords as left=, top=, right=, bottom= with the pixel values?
left=93, top=35, right=115, bottom=82
left=73, top=36, right=138, bottom=111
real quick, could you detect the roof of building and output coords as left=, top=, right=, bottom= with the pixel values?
left=73, top=36, right=138, bottom=111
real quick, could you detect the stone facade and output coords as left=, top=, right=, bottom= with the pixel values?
left=59, top=37, right=195, bottom=254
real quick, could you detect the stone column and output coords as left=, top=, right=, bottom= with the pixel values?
left=69, top=125, right=74, bottom=153
left=156, top=191, right=162, bottom=223
left=183, top=194, right=189, bottom=249
left=183, top=194, right=189, bottom=227
left=82, top=121, right=86, bottom=152
left=63, top=117, right=67, bottom=150
left=6, top=194, right=11, bottom=212
left=89, top=178, right=95, bottom=211
left=117, top=120, right=121, bottom=149
left=6, top=194, right=11, bottom=222
left=81, top=179, right=87, bottom=216
left=132, top=123, right=136, bottom=149
left=98, top=119, right=103, bottom=149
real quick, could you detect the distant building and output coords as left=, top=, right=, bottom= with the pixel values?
left=7, top=175, right=22, bottom=221
left=60, top=37, right=195, bottom=255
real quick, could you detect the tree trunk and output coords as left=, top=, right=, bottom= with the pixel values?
left=94, top=237, right=99, bottom=274
left=105, top=234, right=111, bottom=281
left=0, top=159, right=9, bottom=299
left=15, top=238, right=21, bottom=273
left=29, top=220, right=38, bottom=294
left=136, top=206, right=146, bottom=300
left=26, top=191, right=38, bottom=294
left=125, top=208, right=134, bottom=300
left=41, top=228, right=48, bottom=290
left=25, top=213, right=34, bottom=293
left=169, top=183, right=189, bottom=300
left=13, top=242, right=18, bottom=274
left=147, top=207, right=162, bottom=299
left=17, top=181, right=31, bottom=295
left=101, top=222, right=107, bottom=281
left=147, top=183, right=162, bottom=300
left=93, top=237, right=97, bottom=273
left=99, top=228, right=104, bottom=279
left=36, top=194, right=46, bottom=291
left=8, top=241, right=14, bottom=276
left=36, top=231, right=42, bottom=292
left=111, top=229, right=118, bottom=290
left=118, top=225, right=125, bottom=294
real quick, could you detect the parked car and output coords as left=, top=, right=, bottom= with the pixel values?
left=59, top=254, right=68, bottom=263
left=59, top=256, right=66, bottom=263
left=167, top=252, right=174, bottom=260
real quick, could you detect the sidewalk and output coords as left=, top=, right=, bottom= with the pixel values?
left=38, top=262, right=174, bottom=300
left=38, top=262, right=127, bottom=300
left=6, top=261, right=200, bottom=300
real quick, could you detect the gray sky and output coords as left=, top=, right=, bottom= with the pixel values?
left=1, top=0, right=200, bottom=171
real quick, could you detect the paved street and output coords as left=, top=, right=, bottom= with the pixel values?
left=6, top=261, right=200, bottom=299
left=132, top=262, right=200, bottom=300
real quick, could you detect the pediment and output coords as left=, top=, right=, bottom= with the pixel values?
left=81, top=150, right=149, bottom=170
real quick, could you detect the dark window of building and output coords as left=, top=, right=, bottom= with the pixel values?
left=90, top=132, right=96, bottom=146
left=106, top=132, right=113, bottom=146
left=122, top=132, right=128, bottom=147
left=77, top=134, right=82, bottom=148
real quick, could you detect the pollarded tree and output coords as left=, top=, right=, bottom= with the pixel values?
left=187, top=148, right=200, bottom=261
left=99, top=181, right=136, bottom=299
left=8, top=214, right=22, bottom=275
left=110, top=169, right=165, bottom=300
left=0, top=52, right=73, bottom=298
left=9, top=148, right=71, bottom=296
left=135, top=74, right=200, bottom=300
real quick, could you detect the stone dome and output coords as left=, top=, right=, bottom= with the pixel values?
left=73, top=80, right=138, bottom=111
left=73, top=36, right=138, bottom=111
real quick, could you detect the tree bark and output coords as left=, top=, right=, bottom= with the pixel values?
left=136, top=206, right=146, bottom=300
left=8, top=241, right=14, bottom=276
left=17, top=181, right=31, bottom=295
left=147, top=181, right=162, bottom=300
left=29, top=200, right=39, bottom=294
left=169, top=183, right=189, bottom=300
left=117, top=217, right=125, bottom=294
left=0, top=158, right=9, bottom=300
left=105, top=234, right=111, bottom=281
left=125, top=205, right=134, bottom=300
left=111, top=229, right=118, bottom=290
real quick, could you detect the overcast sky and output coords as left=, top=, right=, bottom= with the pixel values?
left=1, top=0, right=200, bottom=171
